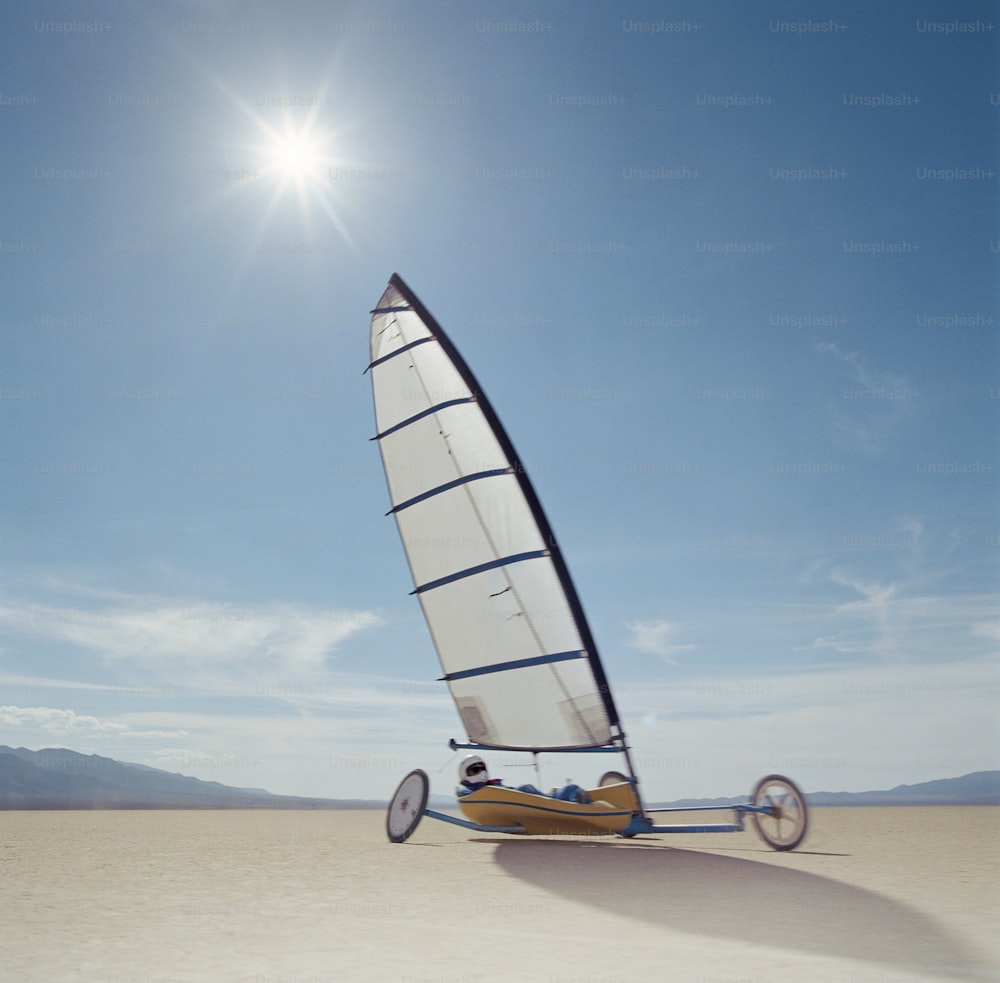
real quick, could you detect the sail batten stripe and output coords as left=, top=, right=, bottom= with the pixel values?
left=374, top=397, right=476, bottom=440
left=367, top=335, right=433, bottom=371
left=413, top=550, right=548, bottom=594
left=390, top=468, right=512, bottom=514
left=441, top=651, right=583, bottom=681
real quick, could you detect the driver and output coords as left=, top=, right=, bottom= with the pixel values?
left=457, top=754, right=502, bottom=793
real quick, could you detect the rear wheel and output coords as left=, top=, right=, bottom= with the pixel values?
left=598, top=770, right=629, bottom=786
left=386, top=769, right=429, bottom=843
left=750, top=774, right=808, bottom=851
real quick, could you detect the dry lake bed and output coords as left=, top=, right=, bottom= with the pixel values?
left=2, top=806, right=998, bottom=982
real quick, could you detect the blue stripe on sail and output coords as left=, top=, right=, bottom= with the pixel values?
left=374, top=397, right=476, bottom=440
left=441, top=650, right=583, bottom=682
left=413, top=549, right=547, bottom=594
left=366, top=335, right=433, bottom=371
left=371, top=305, right=412, bottom=314
left=389, top=468, right=511, bottom=514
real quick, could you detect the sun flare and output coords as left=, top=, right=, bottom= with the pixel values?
left=212, top=74, right=360, bottom=253
left=269, top=132, right=325, bottom=181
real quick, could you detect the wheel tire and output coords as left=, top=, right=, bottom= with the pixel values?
left=597, top=770, right=629, bottom=787
left=386, top=769, right=429, bottom=843
left=750, top=774, right=808, bottom=851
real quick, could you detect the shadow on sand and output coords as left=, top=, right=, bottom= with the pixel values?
left=490, top=838, right=988, bottom=979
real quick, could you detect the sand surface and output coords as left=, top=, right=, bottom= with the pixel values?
left=3, top=806, right=998, bottom=982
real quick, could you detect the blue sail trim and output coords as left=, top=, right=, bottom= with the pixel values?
left=413, top=550, right=548, bottom=595
left=440, top=650, right=584, bottom=682
left=366, top=335, right=433, bottom=372
left=371, top=304, right=412, bottom=314
left=374, top=397, right=476, bottom=441
left=389, top=468, right=512, bottom=515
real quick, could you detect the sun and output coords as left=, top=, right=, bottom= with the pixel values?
left=209, top=73, right=360, bottom=256
left=254, top=121, right=355, bottom=246
left=266, top=129, right=326, bottom=184
left=273, top=136, right=312, bottom=176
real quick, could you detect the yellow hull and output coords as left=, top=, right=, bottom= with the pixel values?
left=457, top=782, right=638, bottom=835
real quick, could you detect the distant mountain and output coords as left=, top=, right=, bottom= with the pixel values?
left=4, top=747, right=997, bottom=810
left=806, top=771, right=1000, bottom=806
left=0, top=746, right=381, bottom=810
left=652, top=771, right=1000, bottom=809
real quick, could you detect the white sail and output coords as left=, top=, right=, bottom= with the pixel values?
left=369, top=274, right=621, bottom=751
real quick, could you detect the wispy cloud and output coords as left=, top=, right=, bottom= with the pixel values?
left=828, top=568, right=899, bottom=658
left=0, top=673, right=111, bottom=692
left=788, top=512, right=996, bottom=668
left=618, top=656, right=999, bottom=796
left=802, top=574, right=999, bottom=667
left=624, top=619, right=695, bottom=665
left=0, top=590, right=383, bottom=687
left=815, top=341, right=917, bottom=454
left=972, top=620, right=1000, bottom=642
left=0, top=704, right=188, bottom=741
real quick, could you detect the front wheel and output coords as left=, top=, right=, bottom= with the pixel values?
left=750, top=774, right=808, bottom=851
left=386, top=769, right=429, bottom=843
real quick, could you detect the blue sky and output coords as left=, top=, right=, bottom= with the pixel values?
left=1, top=0, right=997, bottom=802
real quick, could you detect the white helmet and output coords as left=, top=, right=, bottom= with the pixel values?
left=459, top=754, right=489, bottom=785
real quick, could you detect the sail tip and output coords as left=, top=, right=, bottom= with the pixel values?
left=389, top=271, right=411, bottom=295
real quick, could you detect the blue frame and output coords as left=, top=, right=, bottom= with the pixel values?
left=433, top=741, right=785, bottom=837
left=448, top=739, right=626, bottom=753
left=424, top=808, right=526, bottom=834
left=422, top=801, right=777, bottom=837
